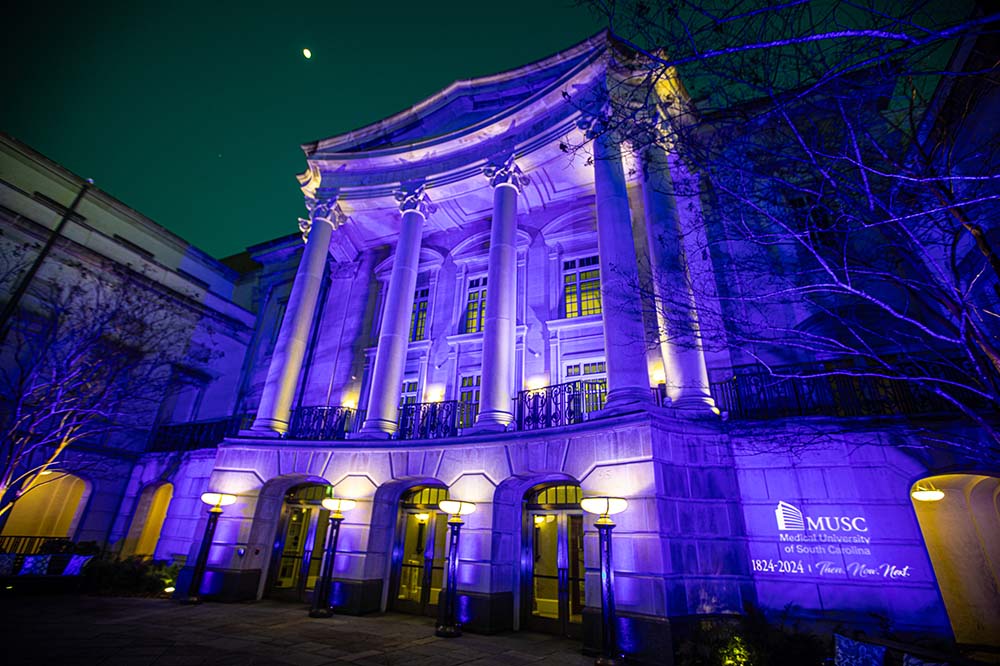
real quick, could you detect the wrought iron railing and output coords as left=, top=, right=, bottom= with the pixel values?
left=0, top=535, right=71, bottom=555
left=148, top=416, right=243, bottom=452
left=286, top=406, right=363, bottom=440
left=708, top=364, right=955, bottom=420
left=395, top=401, right=476, bottom=440
left=514, top=380, right=606, bottom=431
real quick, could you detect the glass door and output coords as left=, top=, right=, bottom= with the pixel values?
left=266, top=485, right=332, bottom=602
left=525, top=510, right=584, bottom=638
left=392, top=510, right=447, bottom=616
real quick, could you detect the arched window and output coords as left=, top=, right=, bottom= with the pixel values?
left=123, top=483, right=174, bottom=558
left=1, top=473, right=88, bottom=538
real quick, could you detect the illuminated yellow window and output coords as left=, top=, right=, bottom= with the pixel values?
left=564, top=361, right=607, bottom=412
left=400, top=380, right=419, bottom=406
left=409, top=287, right=429, bottom=342
left=464, top=277, right=487, bottom=333
left=530, top=484, right=583, bottom=507
left=458, top=375, right=481, bottom=427
left=563, top=257, right=601, bottom=318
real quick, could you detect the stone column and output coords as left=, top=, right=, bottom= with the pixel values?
left=252, top=199, right=343, bottom=434
left=359, top=186, right=434, bottom=437
left=592, top=129, right=653, bottom=410
left=474, top=158, right=528, bottom=431
left=639, top=146, right=714, bottom=410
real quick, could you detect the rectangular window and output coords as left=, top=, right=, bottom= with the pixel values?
left=463, top=277, right=487, bottom=333
left=563, top=256, right=601, bottom=318
left=458, top=374, right=481, bottom=427
left=400, top=380, right=419, bottom=406
left=564, top=361, right=606, bottom=413
left=409, top=287, right=429, bottom=342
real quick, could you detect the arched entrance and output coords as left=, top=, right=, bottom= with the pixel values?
left=121, top=483, right=173, bottom=558
left=265, top=482, right=335, bottom=603
left=911, top=473, right=1000, bottom=646
left=388, top=485, right=449, bottom=616
left=1, top=472, right=89, bottom=540
left=521, top=482, right=584, bottom=638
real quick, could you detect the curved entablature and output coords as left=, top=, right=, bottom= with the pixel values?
left=304, top=32, right=609, bottom=158
left=294, top=32, right=671, bottom=253
left=297, top=33, right=620, bottom=192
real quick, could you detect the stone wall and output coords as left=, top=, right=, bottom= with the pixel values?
left=731, top=420, right=952, bottom=638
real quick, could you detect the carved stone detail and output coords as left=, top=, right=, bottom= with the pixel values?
left=300, top=198, right=347, bottom=242
left=483, top=156, right=530, bottom=192
left=576, top=102, right=613, bottom=142
left=393, top=184, right=436, bottom=217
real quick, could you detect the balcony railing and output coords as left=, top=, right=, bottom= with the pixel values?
left=396, top=400, right=476, bottom=440
left=286, top=406, right=363, bottom=440
left=709, top=364, right=957, bottom=420
left=167, top=363, right=965, bottom=448
left=0, top=535, right=72, bottom=555
left=148, top=416, right=243, bottom=452
left=515, top=380, right=606, bottom=431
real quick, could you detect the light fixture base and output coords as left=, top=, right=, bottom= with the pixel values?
left=435, top=623, right=462, bottom=638
left=595, top=657, right=625, bottom=666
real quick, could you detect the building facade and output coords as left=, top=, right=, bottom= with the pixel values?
left=0, top=133, right=255, bottom=563
left=3, top=32, right=998, bottom=663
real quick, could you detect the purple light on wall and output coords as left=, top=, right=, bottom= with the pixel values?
left=457, top=593, right=471, bottom=624
left=458, top=563, right=477, bottom=586
left=334, top=552, right=350, bottom=574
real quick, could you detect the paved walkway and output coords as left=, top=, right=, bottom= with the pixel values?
left=0, top=596, right=594, bottom=666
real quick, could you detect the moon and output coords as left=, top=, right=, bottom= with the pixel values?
left=302, top=48, right=312, bottom=59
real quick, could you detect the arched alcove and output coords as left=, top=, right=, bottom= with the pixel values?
left=366, top=476, right=447, bottom=612
left=245, top=472, right=328, bottom=600
left=911, top=473, right=1000, bottom=646
left=1, top=472, right=90, bottom=539
left=121, top=482, right=174, bottom=558
left=492, top=472, right=580, bottom=631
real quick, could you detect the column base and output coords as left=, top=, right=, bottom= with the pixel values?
left=239, top=428, right=282, bottom=438
left=470, top=410, right=512, bottom=434
left=354, top=419, right=396, bottom=439
left=248, top=417, right=288, bottom=436
left=601, top=387, right=653, bottom=415
left=670, top=393, right=718, bottom=415
left=348, top=429, right=393, bottom=440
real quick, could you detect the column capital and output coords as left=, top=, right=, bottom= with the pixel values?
left=576, top=101, right=614, bottom=142
left=299, top=198, right=347, bottom=242
left=393, top=184, right=436, bottom=218
left=483, top=156, right=530, bottom=192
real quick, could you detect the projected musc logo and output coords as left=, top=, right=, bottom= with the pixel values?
left=774, top=501, right=804, bottom=531
left=775, top=500, right=868, bottom=533
left=749, top=501, right=915, bottom=581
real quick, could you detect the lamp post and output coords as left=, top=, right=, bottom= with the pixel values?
left=183, top=492, right=237, bottom=604
left=309, top=496, right=357, bottom=618
left=581, top=496, right=628, bottom=666
left=435, top=499, right=476, bottom=638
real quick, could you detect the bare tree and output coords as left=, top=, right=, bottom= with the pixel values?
left=0, top=247, right=212, bottom=519
left=578, top=1, right=1000, bottom=460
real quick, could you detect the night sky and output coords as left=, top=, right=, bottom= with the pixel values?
left=3, top=1, right=603, bottom=258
